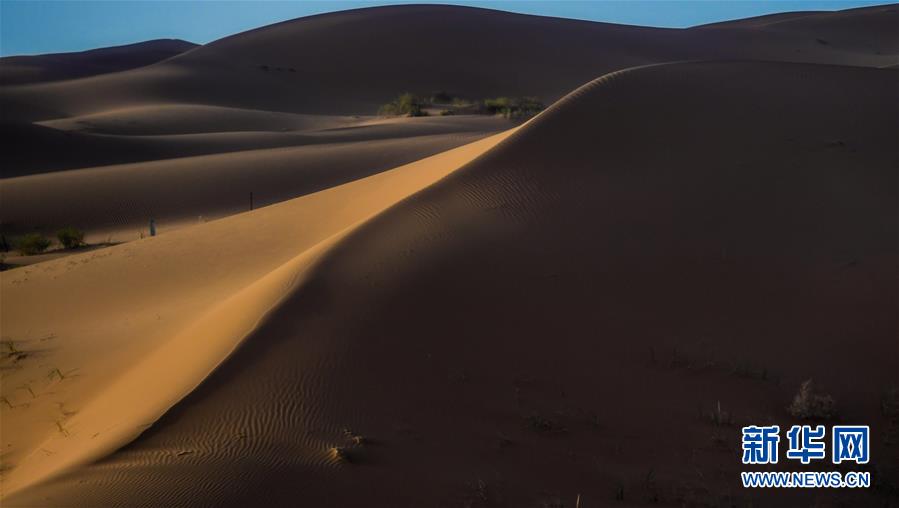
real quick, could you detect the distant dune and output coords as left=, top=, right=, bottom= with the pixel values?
left=1, top=5, right=896, bottom=122
left=0, top=39, right=197, bottom=86
left=698, top=4, right=898, bottom=52
left=1, top=116, right=509, bottom=241
left=2, top=4, right=897, bottom=241
left=0, top=113, right=508, bottom=178
left=1, top=4, right=898, bottom=507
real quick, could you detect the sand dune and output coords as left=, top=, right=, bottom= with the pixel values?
left=36, top=104, right=359, bottom=135
left=5, top=60, right=896, bottom=506
left=0, top=130, right=514, bottom=499
left=1, top=5, right=895, bottom=124
left=1, top=4, right=897, bottom=507
left=700, top=4, right=898, bottom=53
left=0, top=39, right=197, bottom=86
left=2, top=4, right=895, bottom=246
left=1, top=114, right=509, bottom=177
left=1, top=116, right=508, bottom=241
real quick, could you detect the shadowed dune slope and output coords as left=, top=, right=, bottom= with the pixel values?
left=8, top=61, right=896, bottom=507
left=0, top=39, right=197, bottom=86
left=1, top=112, right=509, bottom=177
left=696, top=11, right=824, bottom=28
left=0, top=131, right=515, bottom=500
left=699, top=3, right=899, bottom=53
left=0, top=116, right=508, bottom=240
left=1, top=4, right=896, bottom=124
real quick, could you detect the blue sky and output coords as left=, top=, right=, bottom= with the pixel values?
left=1, top=1, right=891, bottom=56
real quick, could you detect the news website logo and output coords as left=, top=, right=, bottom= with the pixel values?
left=740, top=425, right=871, bottom=488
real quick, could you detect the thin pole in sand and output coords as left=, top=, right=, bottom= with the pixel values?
left=149, top=218, right=156, bottom=237
left=250, top=191, right=254, bottom=211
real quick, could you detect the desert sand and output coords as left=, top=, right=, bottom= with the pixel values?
left=1, top=115, right=510, bottom=241
left=1, top=4, right=897, bottom=507
left=0, top=39, right=197, bottom=86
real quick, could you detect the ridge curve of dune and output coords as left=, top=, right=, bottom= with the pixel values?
left=4, top=59, right=896, bottom=507
left=3, top=4, right=896, bottom=252
left=0, top=130, right=515, bottom=500
left=0, top=39, right=197, bottom=86
left=2, top=5, right=896, bottom=123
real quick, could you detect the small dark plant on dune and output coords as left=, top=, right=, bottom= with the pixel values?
left=379, top=91, right=543, bottom=118
left=482, top=96, right=545, bottom=119
left=379, top=93, right=428, bottom=117
left=56, top=227, right=85, bottom=249
left=16, top=233, right=51, bottom=255
left=788, top=379, right=836, bottom=420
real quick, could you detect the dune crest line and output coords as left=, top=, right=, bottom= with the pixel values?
left=0, top=129, right=516, bottom=498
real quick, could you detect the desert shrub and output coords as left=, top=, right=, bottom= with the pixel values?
left=56, top=227, right=85, bottom=249
left=380, top=91, right=543, bottom=118
left=482, top=97, right=512, bottom=116
left=16, top=233, right=51, bottom=255
left=379, top=93, right=427, bottom=117
left=788, top=379, right=836, bottom=420
left=482, top=96, right=545, bottom=118
left=513, top=96, right=545, bottom=116
left=704, top=400, right=734, bottom=427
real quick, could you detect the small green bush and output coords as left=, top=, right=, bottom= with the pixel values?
left=57, top=227, right=85, bottom=249
left=482, top=96, right=545, bottom=118
left=379, top=93, right=427, bottom=117
left=16, top=233, right=51, bottom=255
left=483, top=96, right=512, bottom=115
left=380, top=91, right=543, bottom=118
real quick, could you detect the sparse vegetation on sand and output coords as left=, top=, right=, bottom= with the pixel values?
left=481, top=96, right=545, bottom=118
left=704, top=400, right=734, bottom=427
left=379, top=91, right=545, bottom=118
left=56, top=227, right=86, bottom=249
left=788, top=379, right=836, bottom=420
left=378, top=92, right=427, bottom=117
left=15, top=233, right=51, bottom=255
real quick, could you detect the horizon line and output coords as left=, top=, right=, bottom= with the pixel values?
left=1, top=1, right=895, bottom=57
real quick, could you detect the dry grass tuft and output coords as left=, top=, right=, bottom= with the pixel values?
left=788, top=379, right=836, bottom=420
